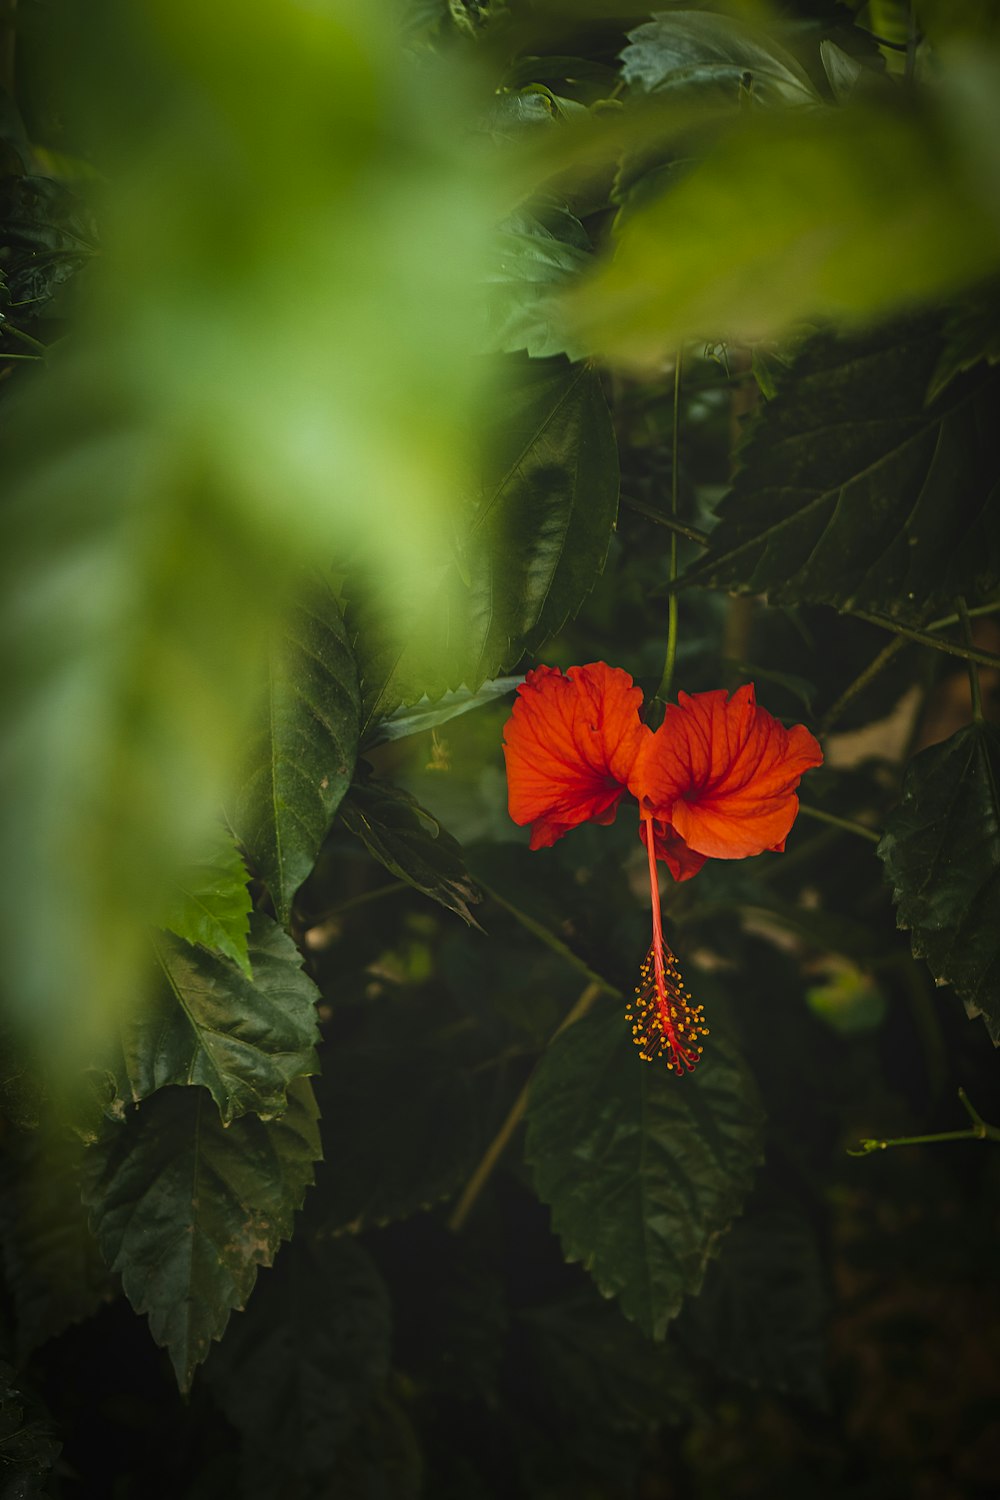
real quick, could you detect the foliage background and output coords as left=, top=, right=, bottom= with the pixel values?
left=1, top=1, right=1000, bottom=1496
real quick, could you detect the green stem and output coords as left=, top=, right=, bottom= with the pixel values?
left=480, top=882, right=620, bottom=997
left=847, top=1088, right=1000, bottom=1156
left=654, top=351, right=683, bottom=706
left=448, top=980, right=602, bottom=1230
left=850, top=610, right=1000, bottom=673
left=618, top=496, right=709, bottom=547
left=796, top=802, right=880, bottom=843
left=0, top=351, right=43, bottom=361
left=308, top=880, right=407, bottom=923
left=956, top=596, right=984, bottom=723
left=3, top=323, right=47, bottom=354
left=820, top=636, right=907, bottom=736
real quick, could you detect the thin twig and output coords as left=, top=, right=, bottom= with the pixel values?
left=850, top=610, right=1000, bottom=673
left=448, top=981, right=603, bottom=1230
left=797, top=803, right=881, bottom=843
left=654, top=352, right=684, bottom=706
left=956, top=596, right=984, bottom=723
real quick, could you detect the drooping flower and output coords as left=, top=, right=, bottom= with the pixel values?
left=502, top=664, right=823, bottom=1075
left=502, top=663, right=648, bottom=850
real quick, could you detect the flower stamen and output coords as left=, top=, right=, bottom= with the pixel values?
left=625, top=818, right=709, bottom=1072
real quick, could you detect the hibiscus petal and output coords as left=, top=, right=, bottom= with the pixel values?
left=503, top=662, right=649, bottom=849
left=631, top=684, right=823, bottom=861
left=640, top=819, right=707, bottom=882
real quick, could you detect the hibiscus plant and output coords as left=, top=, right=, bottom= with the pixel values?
left=1, top=2, right=1000, bottom=1497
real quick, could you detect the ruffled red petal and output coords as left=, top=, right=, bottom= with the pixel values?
left=630, top=683, right=823, bottom=861
left=639, top=818, right=707, bottom=883
left=503, top=663, right=649, bottom=849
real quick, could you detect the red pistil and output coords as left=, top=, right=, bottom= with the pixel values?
left=624, top=818, right=709, bottom=1073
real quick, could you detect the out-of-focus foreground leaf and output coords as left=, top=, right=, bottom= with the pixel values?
left=0, top=0, right=501, bottom=1066
left=121, top=915, right=320, bottom=1124
left=354, top=357, right=619, bottom=728
left=160, top=831, right=253, bottom=976
left=683, top=320, right=1000, bottom=619
left=878, top=722, right=1000, bottom=1035
left=526, top=1006, right=765, bottom=1339
left=568, top=57, right=1000, bottom=359
left=82, top=1077, right=321, bottom=1390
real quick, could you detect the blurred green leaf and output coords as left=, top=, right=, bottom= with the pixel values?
left=526, top=1007, right=765, bottom=1339
left=677, top=1208, right=829, bottom=1407
left=0, top=1125, right=115, bottom=1358
left=121, top=916, right=320, bottom=1124
left=339, top=779, right=482, bottom=927
left=355, top=358, right=619, bottom=727
left=683, top=321, right=1000, bottom=618
left=878, top=722, right=1000, bottom=1030
left=229, top=580, right=360, bottom=927
left=484, top=202, right=592, bottom=360
left=622, top=10, right=819, bottom=106
left=568, top=75, right=1000, bottom=358
left=160, top=832, right=252, bottom=975
left=204, top=1237, right=391, bottom=1485
left=313, top=999, right=477, bottom=1232
left=82, top=1076, right=320, bottom=1390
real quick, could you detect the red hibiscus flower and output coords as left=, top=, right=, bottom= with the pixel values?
left=503, top=665, right=823, bottom=1073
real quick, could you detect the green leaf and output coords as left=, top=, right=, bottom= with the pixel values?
left=622, top=10, right=819, bottom=106
left=313, top=998, right=477, bottom=1231
left=160, top=832, right=253, bottom=976
left=682, top=322, right=1000, bottom=619
left=229, top=580, right=361, bottom=926
left=123, top=915, right=320, bottom=1124
left=878, top=722, right=1000, bottom=1028
left=0, top=1364, right=61, bottom=1495
left=568, top=80, right=1000, bottom=359
left=677, top=1208, right=829, bottom=1407
left=82, top=1077, right=321, bottom=1391
left=364, top=676, right=521, bottom=748
left=484, top=203, right=592, bottom=361
left=0, top=1126, right=115, bottom=1358
left=526, top=1007, right=765, bottom=1339
left=927, top=279, right=1000, bottom=400
left=204, top=1237, right=391, bottom=1484
left=355, top=358, right=619, bottom=729
left=0, top=175, right=97, bottom=313
left=339, top=779, right=482, bottom=927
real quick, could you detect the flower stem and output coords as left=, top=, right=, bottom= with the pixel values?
left=796, top=802, right=881, bottom=843
left=654, top=351, right=683, bottom=706
left=447, top=980, right=603, bottom=1231
left=956, top=596, right=984, bottom=723
left=847, top=1089, right=1000, bottom=1156
left=850, top=610, right=1000, bottom=672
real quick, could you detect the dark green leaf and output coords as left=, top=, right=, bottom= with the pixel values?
left=0, top=175, right=97, bottom=312
left=160, top=832, right=253, bottom=975
left=683, top=322, right=1000, bottom=619
left=484, top=204, right=592, bottom=360
left=82, top=1077, right=321, bottom=1390
left=313, top=998, right=478, bottom=1231
left=365, top=676, right=521, bottom=748
left=878, top=722, right=1000, bottom=1027
left=677, top=1208, right=829, bottom=1406
left=0, top=1127, right=115, bottom=1357
left=355, top=358, right=619, bottom=728
left=339, top=779, right=482, bottom=927
left=0, top=1364, right=60, bottom=1495
left=927, top=279, right=1000, bottom=400
left=204, top=1237, right=391, bottom=1481
left=622, top=11, right=818, bottom=105
left=229, top=579, right=361, bottom=926
left=123, top=915, right=320, bottom=1123
left=315, top=1393, right=423, bottom=1500
left=526, top=1006, right=765, bottom=1339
